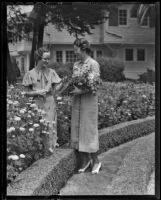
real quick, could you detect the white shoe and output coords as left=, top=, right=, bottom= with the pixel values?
left=78, top=160, right=92, bottom=173
left=91, top=162, right=102, bottom=174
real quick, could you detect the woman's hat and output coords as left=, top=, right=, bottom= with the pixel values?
left=74, top=38, right=91, bottom=50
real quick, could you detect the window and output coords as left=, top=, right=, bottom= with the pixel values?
left=125, top=49, right=133, bottom=61
left=119, top=9, right=127, bottom=26
left=141, top=16, right=149, bottom=27
left=137, top=49, right=145, bottom=61
left=56, top=51, right=63, bottom=63
left=66, top=51, right=77, bottom=63
left=91, top=51, right=94, bottom=58
left=96, top=51, right=102, bottom=58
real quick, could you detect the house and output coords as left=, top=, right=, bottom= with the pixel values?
left=9, top=3, right=155, bottom=79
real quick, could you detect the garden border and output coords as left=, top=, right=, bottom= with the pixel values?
left=7, top=116, right=155, bottom=196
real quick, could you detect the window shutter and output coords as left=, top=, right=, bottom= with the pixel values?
left=130, top=4, right=139, bottom=18
left=149, top=6, right=155, bottom=27
left=109, top=7, right=118, bottom=26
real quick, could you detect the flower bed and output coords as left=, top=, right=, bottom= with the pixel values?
left=7, top=82, right=155, bottom=185
left=7, top=84, right=55, bottom=185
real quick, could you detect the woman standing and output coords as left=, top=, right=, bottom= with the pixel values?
left=70, top=38, right=101, bottom=174
left=22, top=47, right=62, bottom=153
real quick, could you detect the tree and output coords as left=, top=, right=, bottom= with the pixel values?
left=28, top=2, right=116, bottom=69
left=7, top=5, right=33, bottom=83
left=8, top=3, right=119, bottom=71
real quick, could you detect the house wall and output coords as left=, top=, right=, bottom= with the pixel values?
left=8, top=3, right=155, bottom=79
left=103, top=4, right=155, bottom=44
left=110, top=44, right=155, bottom=79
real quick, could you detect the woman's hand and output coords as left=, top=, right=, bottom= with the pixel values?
left=70, top=86, right=83, bottom=95
left=25, top=90, right=46, bottom=97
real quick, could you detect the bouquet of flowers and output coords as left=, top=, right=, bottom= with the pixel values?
left=59, top=68, right=102, bottom=96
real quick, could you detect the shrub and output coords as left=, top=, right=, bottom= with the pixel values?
left=48, top=62, right=73, bottom=78
left=7, top=81, right=155, bottom=184
left=97, top=57, right=126, bottom=82
left=138, top=68, right=155, bottom=84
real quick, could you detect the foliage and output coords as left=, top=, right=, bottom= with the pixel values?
left=7, top=80, right=155, bottom=185
left=7, top=84, right=55, bottom=185
left=57, top=81, right=155, bottom=144
left=97, top=57, right=126, bottom=82
left=48, top=62, right=73, bottom=78
left=138, top=68, right=155, bottom=84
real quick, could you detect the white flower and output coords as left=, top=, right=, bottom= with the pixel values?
left=19, top=127, right=25, bottom=132
left=12, top=135, right=15, bottom=138
left=13, top=101, right=19, bottom=105
left=30, top=103, right=37, bottom=108
left=57, top=97, right=62, bottom=101
left=29, top=128, right=34, bottom=132
left=7, top=128, right=11, bottom=133
left=10, top=85, right=14, bottom=89
left=142, top=95, right=147, bottom=98
left=8, top=100, right=13, bottom=104
left=38, top=109, right=42, bottom=113
left=58, top=102, right=63, bottom=104
left=8, top=155, right=19, bottom=160
left=33, top=124, right=39, bottom=128
left=40, top=119, right=45, bottom=123
left=27, top=115, right=31, bottom=118
left=19, top=167, right=23, bottom=171
left=41, top=110, right=46, bottom=115
left=14, top=116, right=21, bottom=121
left=19, top=154, right=25, bottom=158
left=9, top=127, right=15, bottom=132
left=42, top=131, right=47, bottom=134
left=20, top=109, right=25, bottom=114
left=88, top=73, right=95, bottom=80
left=21, top=91, right=26, bottom=95
left=123, top=100, right=128, bottom=104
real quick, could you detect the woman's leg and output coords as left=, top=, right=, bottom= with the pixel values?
left=90, top=152, right=99, bottom=165
left=90, top=151, right=102, bottom=174
left=78, top=151, right=91, bottom=170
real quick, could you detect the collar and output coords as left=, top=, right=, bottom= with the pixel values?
left=79, top=56, right=91, bottom=64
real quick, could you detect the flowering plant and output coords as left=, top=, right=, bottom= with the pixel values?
left=7, top=84, right=58, bottom=185
left=59, top=67, right=102, bottom=96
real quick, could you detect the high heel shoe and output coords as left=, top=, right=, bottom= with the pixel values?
left=91, top=162, right=102, bottom=174
left=78, top=160, right=92, bottom=173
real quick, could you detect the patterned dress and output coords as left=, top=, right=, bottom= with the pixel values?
left=71, top=57, right=100, bottom=153
left=22, top=67, right=61, bottom=150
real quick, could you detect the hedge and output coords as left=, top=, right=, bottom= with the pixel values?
left=7, top=116, right=155, bottom=196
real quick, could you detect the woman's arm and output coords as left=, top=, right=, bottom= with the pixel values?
left=23, top=86, right=46, bottom=97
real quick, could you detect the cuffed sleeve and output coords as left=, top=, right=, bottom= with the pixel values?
left=50, top=69, right=62, bottom=84
left=22, top=72, right=33, bottom=86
